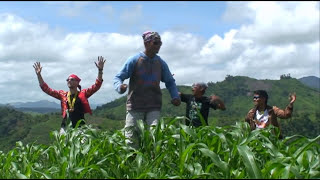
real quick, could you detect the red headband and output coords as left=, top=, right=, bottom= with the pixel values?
left=68, top=74, right=81, bottom=82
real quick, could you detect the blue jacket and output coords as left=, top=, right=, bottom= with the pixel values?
left=114, top=52, right=180, bottom=111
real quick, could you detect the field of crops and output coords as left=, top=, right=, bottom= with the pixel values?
left=0, top=117, right=319, bottom=179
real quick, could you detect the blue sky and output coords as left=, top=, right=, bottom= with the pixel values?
left=0, top=1, right=319, bottom=105
left=0, top=1, right=238, bottom=38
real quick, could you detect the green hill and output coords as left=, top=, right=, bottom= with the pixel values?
left=0, top=75, right=319, bottom=152
left=299, top=76, right=320, bottom=90
left=94, top=75, right=320, bottom=138
left=0, top=107, right=38, bottom=151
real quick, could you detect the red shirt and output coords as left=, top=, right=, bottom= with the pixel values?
left=40, top=79, right=103, bottom=118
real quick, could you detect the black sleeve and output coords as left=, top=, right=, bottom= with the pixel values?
left=180, top=93, right=189, bottom=103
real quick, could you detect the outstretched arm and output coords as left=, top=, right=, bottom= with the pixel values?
left=210, top=95, right=226, bottom=110
left=95, top=56, right=106, bottom=81
left=289, top=92, right=296, bottom=105
left=33, top=62, right=44, bottom=86
left=273, top=92, right=296, bottom=119
left=82, top=56, right=106, bottom=98
left=33, top=62, right=64, bottom=100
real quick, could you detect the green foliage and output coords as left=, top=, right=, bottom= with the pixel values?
left=0, top=119, right=319, bottom=179
left=0, top=107, right=34, bottom=152
left=0, top=75, right=319, bottom=153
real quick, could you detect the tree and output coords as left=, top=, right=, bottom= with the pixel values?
left=280, top=73, right=291, bottom=79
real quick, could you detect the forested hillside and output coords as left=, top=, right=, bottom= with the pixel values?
left=94, top=75, right=320, bottom=138
left=0, top=75, right=319, bottom=152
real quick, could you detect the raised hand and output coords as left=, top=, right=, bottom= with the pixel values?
left=33, top=62, right=44, bottom=86
left=289, top=92, right=296, bottom=104
left=33, top=62, right=42, bottom=75
left=95, top=56, right=106, bottom=70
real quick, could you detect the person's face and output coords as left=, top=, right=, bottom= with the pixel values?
left=66, top=77, right=79, bottom=88
left=253, top=94, right=265, bottom=107
left=146, top=38, right=162, bottom=54
left=191, top=83, right=203, bottom=96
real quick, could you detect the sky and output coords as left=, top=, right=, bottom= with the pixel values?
left=0, top=1, right=319, bottom=106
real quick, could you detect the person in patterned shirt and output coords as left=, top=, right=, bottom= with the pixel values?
left=245, top=90, right=296, bottom=138
left=179, top=82, right=226, bottom=127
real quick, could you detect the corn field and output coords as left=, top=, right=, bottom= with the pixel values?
left=0, top=117, right=319, bottom=179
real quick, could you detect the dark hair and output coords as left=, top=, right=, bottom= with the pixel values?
left=198, top=82, right=208, bottom=94
left=78, top=85, right=82, bottom=91
left=253, top=90, right=268, bottom=104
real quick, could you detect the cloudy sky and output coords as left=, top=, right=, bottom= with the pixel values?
left=0, top=1, right=319, bottom=105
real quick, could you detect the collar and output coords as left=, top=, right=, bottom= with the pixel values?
left=140, top=51, right=158, bottom=61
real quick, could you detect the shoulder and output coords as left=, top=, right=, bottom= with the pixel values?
left=126, top=53, right=142, bottom=64
left=156, top=55, right=167, bottom=65
left=202, top=96, right=211, bottom=103
left=59, top=90, right=68, bottom=96
left=248, top=108, right=256, bottom=114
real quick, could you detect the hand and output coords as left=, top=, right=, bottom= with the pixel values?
left=210, top=95, right=218, bottom=101
left=210, top=95, right=226, bottom=110
left=95, top=56, right=106, bottom=70
left=33, top=62, right=42, bottom=75
left=289, top=92, right=296, bottom=104
left=120, top=84, right=128, bottom=94
left=210, top=95, right=221, bottom=104
left=171, top=98, right=181, bottom=106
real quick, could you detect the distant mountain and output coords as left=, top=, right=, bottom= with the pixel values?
left=15, top=107, right=61, bottom=114
left=298, top=76, right=320, bottom=90
left=8, top=100, right=101, bottom=114
left=10, top=100, right=60, bottom=109
left=8, top=100, right=60, bottom=114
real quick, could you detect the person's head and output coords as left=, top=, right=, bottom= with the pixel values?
left=142, top=31, right=162, bottom=55
left=253, top=90, right=268, bottom=107
left=66, top=74, right=81, bottom=90
left=192, top=82, right=208, bottom=97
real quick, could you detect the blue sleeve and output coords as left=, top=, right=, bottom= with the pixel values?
left=160, top=59, right=180, bottom=100
left=113, top=55, right=137, bottom=94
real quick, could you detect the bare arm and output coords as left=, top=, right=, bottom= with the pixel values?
left=95, top=56, right=106, bottom=81
left=33, top=62, right=44, bottom=86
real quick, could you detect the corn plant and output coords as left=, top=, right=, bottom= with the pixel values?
left=0, top=117, right=319, bottom=179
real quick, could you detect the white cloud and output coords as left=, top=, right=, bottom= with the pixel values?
left=0, top=1, right=319, bottom=105
left=236, top=1, right=319, bottom=45
left=222, top=1, right=255, bottom=23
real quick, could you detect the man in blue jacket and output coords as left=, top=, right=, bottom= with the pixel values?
left=114, top=31, right=181, bottom=148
